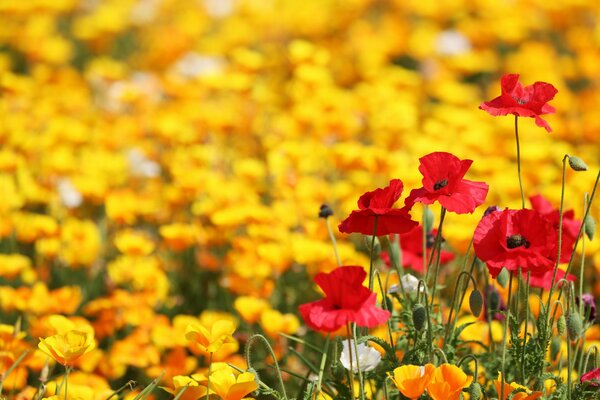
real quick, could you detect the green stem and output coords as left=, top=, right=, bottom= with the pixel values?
left=368, top=217, right=379, bottom=290
left=428, top=207, right=447, bottom=309
left=325, top=218, right=342, bottom=267
left=443, top=270, right=477, bottom=350
left=345, top=325, right=356, bottom=400
left=245, top=334, right=288, bottom=400
left=315, top=334, right=330, bottom=399
left=500, top=272, right=514, bottom=400
left=351, top=324, right=366, bottom=400
left=520, top=271, right=531, bottom=384
left=514, top=115, right=526, bottom=209
left=64, top=366, right=71, bottom=400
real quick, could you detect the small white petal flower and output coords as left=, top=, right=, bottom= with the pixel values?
left=388, top=274, right=421, bottom=295
left=57, top=178, right=83, bottom=209
left=340, top=340, right=381, bottom=373
left=435, top=30, right=471, bottom=56
left=127, top=148, right=161, bottom=178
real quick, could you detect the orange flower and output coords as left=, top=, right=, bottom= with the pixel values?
left=390, top=364, right=435, bottom=399
left=494, top=373, right=544, bottom=400
left=185, top=320, right=236, bottom=354
left=426, top=364, right=473, bottom=400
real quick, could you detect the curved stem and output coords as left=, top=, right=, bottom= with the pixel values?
left=325, top=218, right=342, bottom=267
left=245, top=334, right=288, bottom=400
left=514, top=115, right=526, bottom=209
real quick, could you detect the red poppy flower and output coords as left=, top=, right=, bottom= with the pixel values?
left=580, top=367, right=600, bottom=386
left=339, top=179, right=417, bottom=236
left=381, top=226, right=455, bottom=273
left=473, top=209, right=557, bottom=277
left=404, top=152, right=489, bottom=214
left=299, top=266, right=390, bottom=332
left=530, top=194, right=581, bottom=263
left=479, top=74, right=558, bottom=132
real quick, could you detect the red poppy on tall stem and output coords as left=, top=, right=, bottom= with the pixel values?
left=479, top=74, right=558, bottom=132
left=530, top=194, right=581, bottom=263
left=339, top=179, right=417, bottom=236
left=473, top=208, right=557, bottom=278
left=299, top=266, right=390, bottom=332
left=404, top=152, right=489, bottom=214
left=580, top=367, right=600, bottom=386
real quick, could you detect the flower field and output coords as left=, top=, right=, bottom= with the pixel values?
left=1, top=0, right=600, bottom=399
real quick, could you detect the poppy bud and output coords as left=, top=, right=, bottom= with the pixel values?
left=567, top=155, right=588, bottom=172
left=488, top=290, right=501, bottom=312
left=567, top=312, right=583, bottom=341
left=584, top=214, right=596, bottom=241
left=318, top=204, right=333, bottom=219
left=412, top=304, right=427, bottom=331
left=468, top=382, right=483, bottom=400
left=469, top=289, right=483, bottom=317
left=497, top=268, right=509, bottom=288
left=550, top=336, right=561, bottom=360
left=423, top=208, right=435, bottom=233
left=557, top=315, right=566, bottom=336
left=364, top=236, right=381, bottom=256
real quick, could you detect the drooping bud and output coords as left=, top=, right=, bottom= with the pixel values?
left=468, top=382, right=483, bottom=400
left=567, top=312, right=583, bottom=341
left=423, top=208, right=435, bottom=233
left=557, top=315, right=566, bottom=336
left=584, top=214, right=596, bottom=241
left=318, top=204, right=333, bottom=219
left=412, top=303, right=427, bottom=331
left=497, top=267, right=510, bottom=288
left=567, top=155, right=588, bottom=172
left=550, top=336, right=561, bottom=360
left=469, top=289, right=483, bottom=317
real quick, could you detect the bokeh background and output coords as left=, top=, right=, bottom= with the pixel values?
left=0, top=0, right=599, bottom=397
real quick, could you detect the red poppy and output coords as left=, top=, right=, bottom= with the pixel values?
left=527, top=268, right=575, bottom=290
left=299, top=266, right=390, bottom=332
left=473, top=209, right=557, bottom=277
left=580, top=367, right=600, bottom=386
left=404, top=152, right=488, bottom=214
left=339, top=179, right=417, bottom=236
left=479, top=74, right=558, bottom=132
left=530, top=194, right=581, bottom=263
left=381, top=226, right=455, bottom=273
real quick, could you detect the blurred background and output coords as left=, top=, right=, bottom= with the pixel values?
left=0, top=0, right=599, bottom=396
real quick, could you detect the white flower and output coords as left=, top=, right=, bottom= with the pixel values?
left=435, top=30, right=471, bottom=56
left=127, top=148, right=161, bottom=178
left=340, top=340, right=381, bottom=373
left=57, top=178, right=83, bottom=209
left=202, top=0, right=235, bottom=18
left=388, top=274, right=421, bottom=295
left=171, top=52, right=226, bottom=79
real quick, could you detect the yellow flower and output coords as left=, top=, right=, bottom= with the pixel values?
left=259, top=309, right=300, bottom=337
left=114, top=229, right=155, bottom=256
left=426, top=364, right=473, bottom=400
left=185, top=320, right=236, bottom=354
left=38, top=330, right=96, bottom=366
left=162, top=374, right=209, bottom=400
left=390, top=364, right=435, bottom=400
left=494, top=372, right=544, bottom=400
left=209, top=367, right=258, bottom=400
left=234, top=296, right=270, bottom=324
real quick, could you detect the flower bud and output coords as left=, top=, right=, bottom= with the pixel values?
left=568, top=155, right=588, bottom=172
left=469, top=289, right=483, bottom=317
left=567, top=312, right=583, bottom=341
left=557, top=315, right=566, bottom=336
left=468, top=382, right=483, bottom=400
left=584, top=214, right=596, bottom=241
left=497, top=267, right=509, bottom=288
left=550, top=336, right=561, bottom=360
left=364, top=236, right=381, bottom=256
left=412, top=303, right=427, bottom=331
left=488, top=289, right=501, bottom=312
left=423, top=208, right=435, bottom=233
left=318, top=204, right=333, bottom=219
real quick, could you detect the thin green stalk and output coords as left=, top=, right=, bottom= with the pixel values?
left=345, top=324, right=356, bottom=400
left=315, top=334, right=330, bottom=399
left=500, top=272, right=514, bottom=400
left=443, top=271, right=477, bottom=350
left=578, top=195, right=588, bottom=316
left=368, top=217, right=379, bottom=290
left=350, top=324, right=366, bottom=400
left=325, top=218, right=342, bottom=267
left=245, top=334, right=288, bottom=400
left=520, top=271, right=531, bottom=384
left=428, top=207, right=447, bottom=308
left=422, top=206, right=428, bottom=276
left=514, top=115, right=526, bottom=209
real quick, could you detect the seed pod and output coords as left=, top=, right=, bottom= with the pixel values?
left=364, top=236, right=381, bottom=256
left=557, top=315, right=566, bottom=336
left=497, top=268, right=509, bottom=288
left=318, top=204, right=333, bottom=219
left=488, top=290, right=501, bottom=312
left=469, top=289, right=483, bottom=317
left=584, top=214, right=596, bottom=241
left=567, top=312, right=583, bottom=341
left=412, top=303, right=427, bottom=331
left=568, top=155, right=588, bottom=172
left=423, top=208, right=435, bottom=233
left=468, top=382, right=483, bottom=400
left=550, top=336, right=561, bottom=360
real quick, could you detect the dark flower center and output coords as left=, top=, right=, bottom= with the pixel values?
left=512, top=95, right=528, bottom=105
left=433, top=179, right=448, bottom=191
left=506, top=234, right=530, bottom=249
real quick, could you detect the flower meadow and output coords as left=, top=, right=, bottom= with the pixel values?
left=1, top=1, right=600, bottom=400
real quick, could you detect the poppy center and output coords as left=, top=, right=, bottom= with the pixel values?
left=506, top=234, right=530, bottom=249
left=433, top=179, right=448, bottom=191
left=512, top=96, right=528, bottom=105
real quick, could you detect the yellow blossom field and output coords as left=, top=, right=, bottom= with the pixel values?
left=0, top=0, right=599, bottom=399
